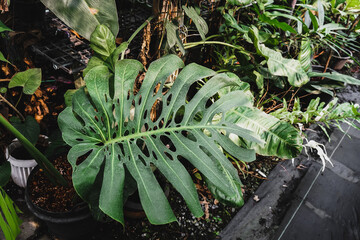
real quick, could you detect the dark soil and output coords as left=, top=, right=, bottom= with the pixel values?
left=10, top=141, right=48, bottom=160
left=28, top=154, right=79, bottom=212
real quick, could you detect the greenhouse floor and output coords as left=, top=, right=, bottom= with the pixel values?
left=272, top=123, right=360, bottom=240
left=220, top=84, right=360, bottom=240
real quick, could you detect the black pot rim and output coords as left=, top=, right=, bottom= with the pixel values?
left=25, top=166, right=92, bottom=224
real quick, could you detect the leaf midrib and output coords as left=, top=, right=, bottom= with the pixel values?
left=105, top=124, right=237, bottom=145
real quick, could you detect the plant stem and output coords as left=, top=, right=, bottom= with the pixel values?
left=128, top=16, right=154, bottom=44
left=122, top=16, right=154, bottom=60
left=0, top=114, right=68, bottom=186
left=0, top=94, right=25, bottom=121
left=183, top=41, right=248, bottom=54
left=14, top=92, right=22, bottom=109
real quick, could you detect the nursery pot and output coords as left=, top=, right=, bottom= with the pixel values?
left=5, top=136, right=48, bottom=188
left=330, top=52, right=353, bottom=71
left=25, top=166, right=95, bottom=240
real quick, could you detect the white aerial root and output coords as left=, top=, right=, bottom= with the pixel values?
left=303, top=139, right=334, bottom=172
left=292, top=123, right=334, bottom=172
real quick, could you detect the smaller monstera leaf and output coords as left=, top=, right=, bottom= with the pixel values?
left=59, top=55, right=263, bottom=225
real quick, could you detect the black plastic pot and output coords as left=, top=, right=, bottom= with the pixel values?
left=25, top=167, right=95, bottom=240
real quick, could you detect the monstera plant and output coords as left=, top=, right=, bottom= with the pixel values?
left=58, top=51, right=266, bottom=224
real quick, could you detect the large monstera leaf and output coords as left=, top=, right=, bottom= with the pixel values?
left=58, top=55, right=263, bottom=225
left=226, top=107, right=303, bottom=159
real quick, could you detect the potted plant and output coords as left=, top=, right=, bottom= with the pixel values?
left=0, top=113, right=95, bottom=239
left=56, top=24, right=268, bottom=225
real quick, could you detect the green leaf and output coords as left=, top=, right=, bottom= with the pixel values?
left=8, top=68, right=41, bottom=95
left=58, top=55, right=263, bottom=225
left=346, top=0, right=360, bottom=13
left=83, top=56, right=106, bottom=77
left=251, top=26, right=309, bottom=87
left=227, top=107, right=303, bottom=159
left=90, top=25, right=116, bottom=58
left=165, top=21, right=185, bottom=55
left=183, top=6, right=209, bottom=41
left=259, top=14, right=297, bottom=34
left=299, top=38, right=312, bottom=72
left=11, top=116, right=40, bottom=145
left=0, top=51, right=10, bottom=64
left=0, top=20, right=12, bottom=33
left=0, top=188, right=22, bottom=240
left=308, top=10, right=319, bottom=31
left=227, top=0, right=252, bottom=5
left=258, top=44, right=309, bottom=87
left=223, top=13, right=247, bottom=33
left=0, top=87, right=7, bottom=94
left=308, top=71, right=360, bottom=85
left=39, top=0, right=118, bottom=40
left=318, top=0, right=325, bottom=26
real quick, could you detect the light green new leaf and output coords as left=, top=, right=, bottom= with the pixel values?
left=227, top=0, right=252, bottom=5
left=40, top=0, right=118, bottom=40
left=346, top=0, right=360, bottom=13
left=183, top=6, right=209, bottom=41
left=226, top=107, right=303, bottom=159
left=0, top=188, right=22, bottom=240
left=8, top=68, right=41, bottom=95
left=59, top=55, right=263, bottom=225
left=0, top=20, right=11, bottom=33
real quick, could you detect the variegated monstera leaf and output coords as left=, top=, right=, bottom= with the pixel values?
left=58, top=55, right=262, bottom=225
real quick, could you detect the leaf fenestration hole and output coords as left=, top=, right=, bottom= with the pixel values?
left=76, top=150, right=92, bottom=165
left=175, top=105, right=185, bottom=124
left=143, top=110, right=148, bottom=119
left=166, top=94, right=172, bottom=106
left=182, top=131, right=197, bottom=142
left=138, top=155, right=147, bottom=166
left=164, top=151, right=174, bottom=161
left=152, top=151, right=158, bottom=160
left=136, top=139, right=150, bottom=157
left=119, top=144, right=125, bottom=156
left=160, top=135, right=176, bottom=152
